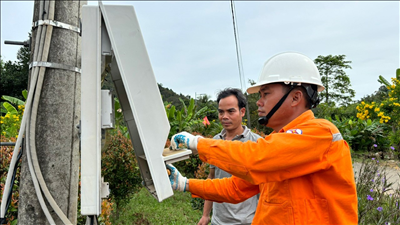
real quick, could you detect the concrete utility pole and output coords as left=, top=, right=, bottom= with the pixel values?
left=18, top=1, right=86, bottom=224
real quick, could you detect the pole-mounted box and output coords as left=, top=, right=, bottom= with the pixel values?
left=81, top=3, right=191, bottom=216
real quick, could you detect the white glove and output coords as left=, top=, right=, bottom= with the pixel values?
left=170, top=131, right=202, bottom=151
left=166, top=164, right=188, bottom=192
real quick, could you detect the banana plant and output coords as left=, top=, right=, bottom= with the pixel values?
left=378, top=75, right=391, bottom=87
left=164, top=98, right=208, bottom=138
left=1, top=90, right=27, bottom=115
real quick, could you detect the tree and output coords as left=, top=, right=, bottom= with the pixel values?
left=158, top=84, right=190, bottom=110
left=314, top=55, right=355, bottom=105
left=0, top=45, right=30, bottom=100
left=361, top=85, right=388, bottom=104
left=195, top=94, right=218, bottom=122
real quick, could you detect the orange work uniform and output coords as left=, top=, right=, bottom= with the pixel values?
left=189, top=110, right=358, bottom=225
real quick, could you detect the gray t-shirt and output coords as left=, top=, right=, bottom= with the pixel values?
left=209, top=126, right=261, bottom=225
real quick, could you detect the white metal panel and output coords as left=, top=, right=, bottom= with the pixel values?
left=101, top=90, right=114, bottom=129
left=80, top=5, right=102, bottom=215
left=100, top=4, right=173, bottom=201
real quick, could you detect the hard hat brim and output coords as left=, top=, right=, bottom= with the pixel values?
left=246, top=81, right=270, bottom=94
left=247, top=81, right=325, bottom=94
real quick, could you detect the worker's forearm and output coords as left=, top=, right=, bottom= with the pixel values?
left=202, top=199, right=213, bottom=216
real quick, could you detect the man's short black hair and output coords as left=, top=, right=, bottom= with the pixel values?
left=216, top=88, right=247, bottom=109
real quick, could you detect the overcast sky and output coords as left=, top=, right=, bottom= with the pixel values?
left=1, top=1, right=399, bottom=101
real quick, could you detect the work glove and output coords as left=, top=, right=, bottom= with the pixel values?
left=166, top=164, right=188, bottom=192
left=170, top=131, right=202, bottom=151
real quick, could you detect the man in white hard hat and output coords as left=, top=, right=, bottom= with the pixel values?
left=167, top=52, right=358, bottom=224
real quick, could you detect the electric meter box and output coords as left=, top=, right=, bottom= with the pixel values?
left=101, top=90, right=114, bottom=129
left=81, top=3, right=191, bottom=216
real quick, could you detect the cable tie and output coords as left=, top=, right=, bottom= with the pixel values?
left=32, top=19, right=80, bottom=34
left=29, top=61, right=81, bottom=74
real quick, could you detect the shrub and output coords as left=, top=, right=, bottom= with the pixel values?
left=101, top=131, right=142, bottom=216
left=313, top=102, right=358, bottom=120
left=1, top=91, right=26, bottom=139
left=355, top=158, right=400, bottom=224
left=356, top=69, right=400, bottom=156
left=190, top=162, right=210, bottom=210
left=164, top=98, right=209, bottom=139
left=328, top=116, right=389, bottom=153
left=0, top=136, right=19, bottom=225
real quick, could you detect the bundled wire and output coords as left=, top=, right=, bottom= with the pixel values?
left=230, top=0, right=252, bottom=128
left=230, top=0, right=246, bottom=92
left=0, top=142, right=22, bottom=225
left=1, top=1, right=72, bottom=224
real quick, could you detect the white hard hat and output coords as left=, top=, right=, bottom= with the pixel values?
left=247, top=52, right=325, bottom=94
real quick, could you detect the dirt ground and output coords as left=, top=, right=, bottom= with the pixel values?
left=353, top=160, right=400, bottom=191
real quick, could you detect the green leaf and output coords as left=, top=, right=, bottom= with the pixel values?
left=186, top=98, right=195, bottom=121
left=193, top=106, right=208, bottom=119
left=367, top=119, right=372, bottom=126
left=1, top=95, right=24, bottom=106
left=11, top=219, right=18, bottom=225
left=179, top=98, right=187, bottom=115
left=176, top=111, right=182, bottom=123
left=3, top=102, right=18, bottom=114
left=350, top=130, right=358, bottom=136
left=114, top=97, right=120, bottom=110
left=168, top=105, right=176, bottom=120
left=377, top=75, right=391, bottom=86
left=187, top=98, right=195, bottom=113
left=0, top=105, right=7, bottom=114
left=22, top=89, right=28, bottom=100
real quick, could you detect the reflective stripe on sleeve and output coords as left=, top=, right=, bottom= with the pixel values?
left=332, top=133, right=343, bottom=142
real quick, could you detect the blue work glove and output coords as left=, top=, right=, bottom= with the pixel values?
left=166, top=164, right=188, bottom=192
left=170, top=131, right=202, bottom=151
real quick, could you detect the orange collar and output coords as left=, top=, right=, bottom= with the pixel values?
left=274, top=110, right=315, bottom=133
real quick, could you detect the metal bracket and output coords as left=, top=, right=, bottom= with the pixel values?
left=100, top=177, right=110, bottom=199
left=4, top=37, right=31, bottom=51
left=33, top=19, right=80, bottom=34
left=29, top=61, right=81, bottom=73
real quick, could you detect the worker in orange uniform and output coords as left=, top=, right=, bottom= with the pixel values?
left=167, top=52, right=358, bottom=225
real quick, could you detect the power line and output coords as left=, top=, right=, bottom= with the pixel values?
left=230, top=0, right=246, bottom=92
left=230, top=0, right=252, bottom=129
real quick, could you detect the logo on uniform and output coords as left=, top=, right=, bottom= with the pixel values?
left=286, top=129, right=303, bottom=135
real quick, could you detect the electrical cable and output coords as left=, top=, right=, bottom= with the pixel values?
left=230, top=0, right=246, bottom=92
left=24, top=1, right=56, bottom=224
left=230, top=0, right=252, bottom=128
left=0, top=1, right=72, bottom=224
left=0, top=0, right=45, bottom=219
left=2, top=140, right=23, bottom=224
left=230, top=0, right=244, bottom=91
left=26, top=113, right=56, bottom=224
left=4, top=1, right=56, bottom=224
left=28, top=1, right=73, bottom=224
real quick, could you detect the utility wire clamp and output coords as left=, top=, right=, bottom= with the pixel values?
left=32, top=19, right=81, bottom=34
left=29, top=61, right=81, bottom=74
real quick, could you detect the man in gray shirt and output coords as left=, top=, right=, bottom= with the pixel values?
left=198, top=88, right=261, bottom=225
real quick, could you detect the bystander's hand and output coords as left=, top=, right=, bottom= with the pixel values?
left=197, top=215, right=211, bottom=225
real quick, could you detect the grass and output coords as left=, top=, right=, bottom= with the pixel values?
left=111, top=188, right=203, bottom=224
